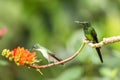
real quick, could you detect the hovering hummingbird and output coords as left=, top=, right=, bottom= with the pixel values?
left=75, top=21, right=103, bottom=63
left=30, top=43, right=62, bottom=63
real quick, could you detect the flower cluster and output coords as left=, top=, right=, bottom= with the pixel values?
left=2, top=47, right=39, bottom=66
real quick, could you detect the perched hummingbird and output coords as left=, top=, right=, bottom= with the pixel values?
left=75, top=21, right=103, bottom=63
left=30, top=43, right=62, bottom=63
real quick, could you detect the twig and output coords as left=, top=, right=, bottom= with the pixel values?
left=28, top=42, right=85, bottom=69
left=84, top=36, right=120, bottom=48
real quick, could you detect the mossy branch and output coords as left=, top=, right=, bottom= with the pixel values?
left=84, top=36, right=120, bottom=48
left=28, top=36, right=120, bottom=69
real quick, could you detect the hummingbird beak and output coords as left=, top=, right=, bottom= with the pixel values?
left=74, top=21, right=87, bottom=26
left=34, top=48, right=42, bottom=52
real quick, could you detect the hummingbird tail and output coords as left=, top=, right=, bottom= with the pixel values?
left=96, top=48, right=103, bottom=63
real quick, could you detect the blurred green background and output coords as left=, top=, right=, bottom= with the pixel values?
left=0, top=0, right=120, bottom=80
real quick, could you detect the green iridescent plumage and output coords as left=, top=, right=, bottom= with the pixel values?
left=75, top=21, right=103, bottom=63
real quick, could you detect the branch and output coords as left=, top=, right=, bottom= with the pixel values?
left=84, top=36, right=120, bottom=48
left=28, top=42, right=85, bottom=69
left=28, top=36, right=120, bottom=69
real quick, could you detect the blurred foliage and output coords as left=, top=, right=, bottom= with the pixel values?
left=0, top=0, right=120, bottom=80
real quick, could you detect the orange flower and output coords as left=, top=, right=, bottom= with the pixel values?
left=1, top=47, right=39, bottom=66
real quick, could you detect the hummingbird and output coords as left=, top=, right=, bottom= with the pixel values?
left=75, top=21, right=103, bottom=63
left=30, top=43, right=62, bottom=63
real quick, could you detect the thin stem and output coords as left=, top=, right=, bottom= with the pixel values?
left=28, top=41, right=85, bottom=69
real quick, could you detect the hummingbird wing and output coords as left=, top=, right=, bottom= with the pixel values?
left=47, top=49, right=62, bottom=61
left=48, top=52, right=63, bottom=65
left=48, top=53, right=62, bottom=61
left=90, top=28, right=98, bottom=43
left=91, top=28, right=103, bottom=63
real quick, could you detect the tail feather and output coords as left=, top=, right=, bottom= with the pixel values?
left=96, top=48, right=103, bottom=63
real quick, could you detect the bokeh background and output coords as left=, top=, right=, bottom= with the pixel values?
left=0, top=0, right=120, bottom=80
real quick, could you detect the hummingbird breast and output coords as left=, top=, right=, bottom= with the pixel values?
left=84, top=27, right=94, bottom=42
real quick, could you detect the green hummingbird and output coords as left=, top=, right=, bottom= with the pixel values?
left=75, top=21, right=103, bottom=63
left=30, top=43, right=62, bottom=63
